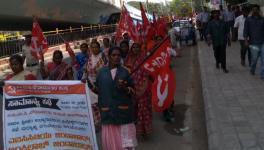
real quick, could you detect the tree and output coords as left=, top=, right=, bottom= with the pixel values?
left=170, top=0, right=193, bottom=17
left=127, top=1, right=140, bottom=9
left=127, top=2, right=170, bottom=16
left=148, top=3, right=171, bottom=15
left=193, top=0, right=207, bottom=12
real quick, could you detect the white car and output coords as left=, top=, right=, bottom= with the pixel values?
left=172, top=20, right=196, bottom=45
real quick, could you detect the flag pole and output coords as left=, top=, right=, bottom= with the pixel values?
left=130, top=35, right=169, bottom=76
left=146, top=0, right=149, bottom=15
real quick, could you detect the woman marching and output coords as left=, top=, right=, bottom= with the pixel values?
left=81, top=41, right=107, bottom=130
left=40, top=50, right=74, bottom=80
left=0, top=54, right=37, bottom=95
left=124, top=42, right=153, bottom=138
left=88, top=46, right=137, bottom=150
left=3, top=54, right=37, bottom=81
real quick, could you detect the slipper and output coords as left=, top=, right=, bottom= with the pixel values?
left=179, top=126, right=190, bottom=133
left=173, top=128, right=183, bottom=135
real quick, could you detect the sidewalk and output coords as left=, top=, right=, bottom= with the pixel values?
left=198, top=41, right=264, bottom=150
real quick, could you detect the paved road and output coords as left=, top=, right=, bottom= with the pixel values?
left=199, top=41, right=264, bottom=150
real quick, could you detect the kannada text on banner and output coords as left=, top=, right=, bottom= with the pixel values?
left=3, top=81, right=98, bottom=150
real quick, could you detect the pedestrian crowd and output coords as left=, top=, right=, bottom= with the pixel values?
left=196, top=4, right=264, bottom=79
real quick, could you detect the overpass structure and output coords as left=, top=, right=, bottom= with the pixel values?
left=0, top=0, right=172, bottom=31
left=0, top=0, right=123, bottom=31
left=0, top=0, right=166, bottom=59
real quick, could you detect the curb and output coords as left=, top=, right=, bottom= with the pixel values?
left=197, top=42, right=222, bottom=150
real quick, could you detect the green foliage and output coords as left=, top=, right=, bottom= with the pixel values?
left=170, top=0, right=193, bottom=17
left=127, top=2, right=170, bottom=16
left=193, top=0, right=207, bottom=12
left=127, top=1, right=140, bottom=9
left=127, top=0, right=212, bottom=17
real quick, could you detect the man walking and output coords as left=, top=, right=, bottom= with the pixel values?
left=244, top=4, right=264, bottom=79
left=234, top=7, right=251, bottom=66
left=22, top=34, right=39, bottom=77
left=197, top=7, right=210, bottom=41
left=207, top=10, right=230, bottom=73
left=223, top=5, right=235, bottom=40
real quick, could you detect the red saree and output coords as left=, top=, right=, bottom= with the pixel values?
left=47, top=62, right=72, bottom=80
left=125, top=52, right=153, bottom=136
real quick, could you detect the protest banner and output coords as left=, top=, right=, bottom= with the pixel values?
left=3, top=80, right=98, bottom=150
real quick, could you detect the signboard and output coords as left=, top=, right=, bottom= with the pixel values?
left=3, top=81, right=98, bottom=150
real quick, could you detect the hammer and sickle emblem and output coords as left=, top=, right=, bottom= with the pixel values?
left=7, top=86, right=16, bottom=94
left=157, top=74, right=169, bottom=107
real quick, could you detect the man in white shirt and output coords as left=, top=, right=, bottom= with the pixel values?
left=234, top=7, right=251, bottom=66
left=22, top=34, right=40, bottom=77
left=197, top=7, right=210, bottom=41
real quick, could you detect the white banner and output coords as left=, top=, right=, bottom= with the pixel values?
left=3, top=80, right=98, bottom=150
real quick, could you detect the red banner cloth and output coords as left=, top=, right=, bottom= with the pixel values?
left=156, top=17, right=168, bottom=37
left=142, top=38, right=176, bottom=111
left=151, top=69, right=176, bottom=112
left=116, top=5, right=138, bottom=42
left=140, top=2, right=155, bottom=42
left=31, top=20, right=48, bottom=59
left=142, top=38, right=171, bottom=76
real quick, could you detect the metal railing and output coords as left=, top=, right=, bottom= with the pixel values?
left=0, top=24, right=117, bottom=58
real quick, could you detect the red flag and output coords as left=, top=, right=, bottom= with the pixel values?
left=142, top=38, right=171, bottom=76
left=140, top=2, right=154, bottom=42
left=135, top=21, right=144, bottom=43
left=141, top=37, right=175, bottom=111
left=151, top=69, right=176, bottom=112
left=156, top=17, right=168, bottom=37
left=140, top=2, right=149, bottom=32
left=116, top=5, right=137, bottom=42
left=31, top=19, right=48, bottom=59
left=116, top=7, right=126, bottom=42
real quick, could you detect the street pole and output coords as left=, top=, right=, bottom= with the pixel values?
left=190, top=0, right=194, bottom=13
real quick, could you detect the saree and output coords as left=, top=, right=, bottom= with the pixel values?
left=83, top=52, right=107, bottom=128
left=47, top=62, right=72, bottom=80
left=125, top=51, right=153, bottom=136
left=102, top=123, right=137, bottom=150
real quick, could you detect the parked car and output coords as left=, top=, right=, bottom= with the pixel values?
left=172, top=20, right=196, bottom=45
